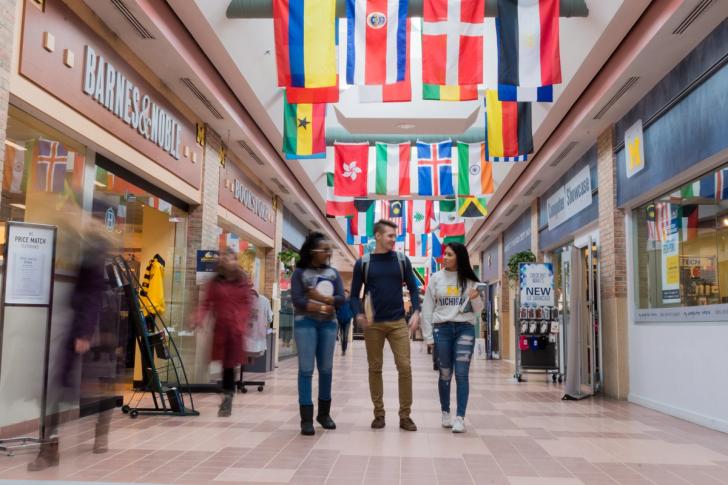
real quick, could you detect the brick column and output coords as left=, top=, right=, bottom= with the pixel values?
left=0, top=0, right=19, bottom=193
left=597, top=127, right=629, bottom=399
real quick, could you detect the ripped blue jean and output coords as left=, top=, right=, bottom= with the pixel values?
left=433, top=322, right=475, bottom=417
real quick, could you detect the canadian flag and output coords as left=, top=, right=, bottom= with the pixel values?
left=421, top=0, right=484, bottom=86
left=334, top=142, right=370, bottom=197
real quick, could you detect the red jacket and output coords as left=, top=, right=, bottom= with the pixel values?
left=198, top=274, right=253, bottom=368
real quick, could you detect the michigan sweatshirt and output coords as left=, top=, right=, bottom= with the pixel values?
left=421, top=270, right=483, bottom=343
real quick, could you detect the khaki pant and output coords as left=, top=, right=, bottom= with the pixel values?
left=364, top=319, right=412, bottom=419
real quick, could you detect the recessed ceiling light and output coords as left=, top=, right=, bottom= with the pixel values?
left=4, top=140, right=26, bottom=151
left=397, top=123, right=416, bottom=130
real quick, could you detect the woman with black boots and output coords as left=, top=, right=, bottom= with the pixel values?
left=195, top=249, right=254, bottom=417
left=290, top=232, right=344, bottom=435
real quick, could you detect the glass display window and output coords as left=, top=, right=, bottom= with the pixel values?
left=632, top=163, right=728, bottom=309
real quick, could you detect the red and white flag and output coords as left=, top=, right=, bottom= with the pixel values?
left=422, top=0, right=484, bottom=86
left=346, top=0, right=409, bottom=85
left=334, top=142, right=370, bottom=197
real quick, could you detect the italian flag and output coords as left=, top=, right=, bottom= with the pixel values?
left=407, top=199, right=433, bottom=234
left=439, top=199, right=465, bottom=237
left=325, top=172, right=355, bottom=217
left=423, top=84, right=478, bottom=101
left=370, top=142, right=411, bottom=197
left=457, top=142, right=494, bottom=196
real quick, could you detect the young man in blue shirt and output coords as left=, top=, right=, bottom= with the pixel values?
left=350, top=220, right=421, bottom=431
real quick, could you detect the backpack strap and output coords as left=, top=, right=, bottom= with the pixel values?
left=395, top=251, right=406, bottom=283
left=362, top=253, right=371, bottom=287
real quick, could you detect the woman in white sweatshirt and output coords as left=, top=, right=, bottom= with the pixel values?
left=422, top=242, right=483, bottom=433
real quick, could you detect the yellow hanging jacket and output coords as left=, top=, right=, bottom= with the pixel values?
left=140, top=255, right=165, bottom=316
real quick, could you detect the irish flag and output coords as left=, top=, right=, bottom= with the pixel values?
left=457, top=142, right=494, bottom=196
left=369, top=142, right=411, bottom=196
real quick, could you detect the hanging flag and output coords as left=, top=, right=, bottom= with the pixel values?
left=406, top=199, right=434, bottom=234
left=716, top=168, right=728, bottom=200
left=422, top=84, right=478, bottom=101
left=496, top=0, right=561, bottom=88
left=439, top=199, right=466, bottom=237
left=407, top=233, right=428, bottom=257
left=32, top=139, right=68, bottom=193
left=274, top=0, right=337, bottom=88
left=681, top=205, right=699, bottom=242
left=370, top=142, right=411, bottom=196
left=458, top=196, right=488, bottom=218
left=646, top=203, right=659, bottom=242
left=416, top=140, right=455, bottom=197
left=379, top=200, right=406, bottom=239
left=457, top=142, right=494, bottom=196
left=421, top=0, right=484, bottom=86
left=350, top=199, right=376, bottom=236
left=334, top=142, right=370, bottom=196
left=325, top=172, right=356, bottom=217
left=484, top=89, right=533, bottom=162
left=347, top=218, right=370, bottom=245
left=681, top=174, right=715, bottom=200
left=431, top=233, right=443, bottom=258
left=2, top=145, right=25, bottom=194
left=358, top=19, right=412, bottom=102
left=346, top=0, right=408, bottom=85
left=443, top=234, right=466, bottom=244
left=283, top=93, right=326, bottom=160
left=497, top=84, right=553, bottom=102
left=286, top=85, right=339, bottom=104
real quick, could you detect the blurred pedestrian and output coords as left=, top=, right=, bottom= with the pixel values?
left=194, top=249, right=254, bottom=417
left=291, top=232, right=344, bottom=435
left=336, top=289, right=353, bottom=355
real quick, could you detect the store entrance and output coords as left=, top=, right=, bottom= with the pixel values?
left=561, top=238, right=602, bottom=398
left=484, top=283, right=500, bottom=359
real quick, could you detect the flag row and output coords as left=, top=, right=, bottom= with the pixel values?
left=274, top=0, right=561, bottom=103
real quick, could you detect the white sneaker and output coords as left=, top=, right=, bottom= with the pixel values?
left=441, top=411, right=452, bottom=428
left=452, top=416, right=465, bottom=433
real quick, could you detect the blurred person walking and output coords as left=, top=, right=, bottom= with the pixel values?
left=421, top=242, right=483, bottom=433
left=194, top=249, right=254, bottom=417
left=336, top=289, right=353, bottom=355
left=291, top=232, right=345, bottom=435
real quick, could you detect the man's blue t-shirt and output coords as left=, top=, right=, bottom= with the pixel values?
left=350, top=252, right=421, bottom=322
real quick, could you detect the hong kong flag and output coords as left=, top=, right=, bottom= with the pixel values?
left=334, top=142, right=370, bottom=197
left=421, top=0, right=484, bottom=86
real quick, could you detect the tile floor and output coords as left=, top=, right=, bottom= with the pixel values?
left=2, top=340, right=728, bottom=484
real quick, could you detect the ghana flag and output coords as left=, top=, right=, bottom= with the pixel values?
left=283, top=92, right=326, bottom=160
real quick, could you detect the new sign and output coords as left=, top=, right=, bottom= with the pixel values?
left=519, top=263, right=555, bottom=307
left=546, top=165, right=592, bottom=230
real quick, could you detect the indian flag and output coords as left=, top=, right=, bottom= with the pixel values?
left=423, top=84, right=478, bottom=101
left=369, top=142, right=411, bottom=197
left=457, top=142, right=494, bottom=196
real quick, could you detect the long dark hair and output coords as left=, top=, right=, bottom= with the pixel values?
left=297, top=231, right=326, bottom=270
left=446, top=242, right=479, bottom=293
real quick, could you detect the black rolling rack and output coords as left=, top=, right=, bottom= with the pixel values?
left=106, top=256, right=199, bottom=418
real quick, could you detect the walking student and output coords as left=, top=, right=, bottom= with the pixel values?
left=350, top=220, right=421, bottom=431
left=194, top=249, right=254, bottom=417
left=336, top=290, right=353, bottom=355
left=421, top=242, right=483, bottom=433
left=291, top=232, right=345, bottom=435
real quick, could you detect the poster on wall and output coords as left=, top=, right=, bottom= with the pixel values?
left=519, top=263, right=555, bottom=307
left=661, top=231, right=681, bottom=304
left=625, top=119, right=646, bottom=178
left=4, top=223, right=56, bottom=305
left=195, top=250, right=218, bottom=285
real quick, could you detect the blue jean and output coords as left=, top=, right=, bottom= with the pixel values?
left=294, top=317, right=337, bottom=405
left=433, top=322, right=475, bottom=417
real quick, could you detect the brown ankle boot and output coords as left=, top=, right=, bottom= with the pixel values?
left=27, top=439, right=59, bottom=471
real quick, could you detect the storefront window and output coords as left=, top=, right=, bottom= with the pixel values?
left=218, top=227, right=266, bottom=292
left=633, top=164, right=728, bottom=309
left=2, top=107, right=86, bottom=270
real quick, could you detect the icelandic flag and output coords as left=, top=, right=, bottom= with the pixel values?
left=496, top=0, right=561, bottom=88
left=346, top=0, right=409, bottom=85
left=416, top=140, right=455, bottom=197
left=273, top=0, right=337, bottom=88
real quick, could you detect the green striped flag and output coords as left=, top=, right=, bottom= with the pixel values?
left=350, top=199, right=376, bottom=236
left=369, top=142, right=412, bottom=197
left=423, top=84, right=478, bottom=101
